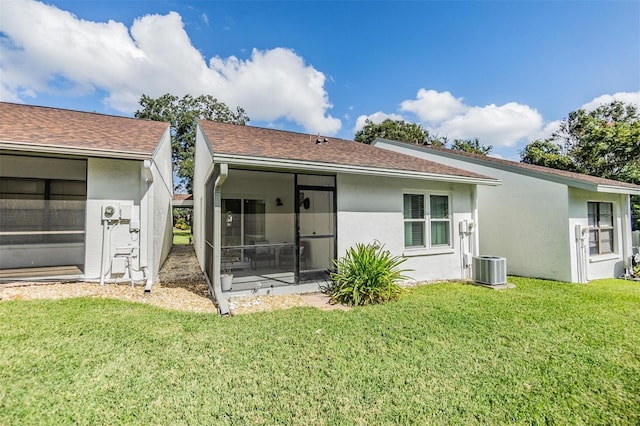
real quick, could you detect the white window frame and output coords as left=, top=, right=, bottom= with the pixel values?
left=403, top=191, right=453, bottom=255
left=587, top=201, right=615, bottom=257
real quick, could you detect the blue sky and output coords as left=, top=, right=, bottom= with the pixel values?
left=1, top=0, right=638, bottom=161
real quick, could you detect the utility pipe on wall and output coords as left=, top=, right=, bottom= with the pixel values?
left=471, top=185, right=479, bottom=257
left=621, top=194, right=631, bottom=276
left=141, top=160, right=154, bottom=290
left=213, top=163, right=229, bottom=314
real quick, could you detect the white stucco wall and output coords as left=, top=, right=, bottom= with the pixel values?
left=192, top=125, right=214, bottom=269
left=84, top=158, right=142, bottom=279
left=337, top=173, right=475, bottom=282
left=568, top=188, right=628, bottom=280
left=375, top=142, right=574, bottom=282
left=150, top=130, right=174, bottom=276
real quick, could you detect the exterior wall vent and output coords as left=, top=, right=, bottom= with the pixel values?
left=472, top=256, right=507, bottom=285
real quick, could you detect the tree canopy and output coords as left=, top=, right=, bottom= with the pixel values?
left=354, top=119, right=444, bottom=146
left=521, top=100, right=640, bottom=229
left=354, top=118, right=492, bottom=155
left=450, top=138, right=493, bottom=155
left=135, top=94, right=249, bottom=192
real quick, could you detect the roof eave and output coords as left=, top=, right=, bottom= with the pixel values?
left=213, top=153, right=501, bottom=186
left=376, top=139, right=639, bottom=195
left=596, top=185, right=640, bottom=195
left=0, top=140, right=152, bottom=161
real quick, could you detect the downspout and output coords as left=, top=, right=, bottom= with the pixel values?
left=142, top=159, right=154, bottom=291
left=213, top=163, right=229, bottom=314
left=471, top=185, right=479, bottom=257
left=621, top=194, right=631, bottom=277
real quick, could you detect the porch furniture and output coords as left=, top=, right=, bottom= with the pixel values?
left=246, top=240, right=276, bottom=270
left=279, top=241, right=307, bottom=269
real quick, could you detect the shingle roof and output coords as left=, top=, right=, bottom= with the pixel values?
left=173, top=194, right=193, bottom=201
left=0, top=102, right=169, bottom=157
left=421, top=144, right=640, bottom=191
left=198, top=120, right=497, bottom=182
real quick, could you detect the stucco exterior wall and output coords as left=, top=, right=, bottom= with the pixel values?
left=336, top=173, right=475, bottom=282
left=568, top=188, right=628, bottom=280
left=192, top=125, right=214, bottom=269
left=150, top=130, right=174, bottom=276
left=84, top=158, right=142, bottom=279
left=375, top=142, right=573, bottom=282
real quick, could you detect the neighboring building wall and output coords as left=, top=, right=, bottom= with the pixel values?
left=375, top=142, right=573, bottom=282
left=568, top=188, right=628, bottom=280
left=192, top=126, right=214, bottom=270
left=85, top=158, right=142, bottom=279
left=336, top=173, right=475, bottom=282
left=150, top=130, right=174, bottom=276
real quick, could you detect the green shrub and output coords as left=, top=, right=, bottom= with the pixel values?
left=329, top=242, right=411, bottom=306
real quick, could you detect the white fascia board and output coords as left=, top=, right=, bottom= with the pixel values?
left=377, top=140, right=640, bottom=195
left=212, top=153, right=501, bottom=186
left=0, top=140, right=151, bottom=161
left=596, top=185, right=640, bottom=195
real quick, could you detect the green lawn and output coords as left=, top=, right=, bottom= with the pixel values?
left=172, top=227, right=191, bottom=245
left=1, top=278, right=638, bottom=425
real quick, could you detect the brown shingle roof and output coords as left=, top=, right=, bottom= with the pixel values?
left=0, top=102, right=169, bottom=157
left=173, top=194, right=193, bottom=201
left=417, top=143, right=640, bottom=191
left=198, top=120, right=496, bottom=181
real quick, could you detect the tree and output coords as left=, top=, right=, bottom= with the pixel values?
left=450, top=137, right=493, bottom=155
left=521, top=100, right=640, bottom=229
left=354, top=119, right=444, bottom=146
left=135, top=94, right=249, bottom=192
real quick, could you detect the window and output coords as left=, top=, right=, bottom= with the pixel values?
left=403, top=193, right=451, bottom=249
left=430, top=195, right=450, bottom=246
left=404, top=194, right=425, bottom=247
left=587, top=202, right=614, bottom=256
left=221, top=198, right=266, bottom=247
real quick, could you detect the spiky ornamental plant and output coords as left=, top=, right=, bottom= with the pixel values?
left=329, top=242, right=411, bottom=306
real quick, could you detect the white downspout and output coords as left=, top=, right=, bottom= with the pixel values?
left=99, top=219, right=108, bottom=286
left=621, top=194, right=631, bottom=277
left=141, top=160, right=154, bottom=291
left=471, top=185, right=479, bottom=256
left=213, top=163, right=229, bottom=314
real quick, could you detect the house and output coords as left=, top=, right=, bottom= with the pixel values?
left=0, top=102, right=173, bottom=288
left=373, top=138, right=640, bottom=283
left=192, top=121, right=500, bottom=313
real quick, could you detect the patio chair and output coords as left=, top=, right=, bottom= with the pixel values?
left=247, top=240, right=275, bottom=270
left=279, top=241, right=307, bottom=270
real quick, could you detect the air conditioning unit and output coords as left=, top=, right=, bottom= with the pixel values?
left=472, top=256, right=507, bottom=285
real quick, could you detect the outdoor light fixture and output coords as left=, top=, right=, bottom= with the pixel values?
left=276, top=198, right=283, bottom=206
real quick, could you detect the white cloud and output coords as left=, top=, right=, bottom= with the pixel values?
left=581, top=91, right=640, bottom=111
left=374, top=89, right=543, bottom=147
left=360, top=88, right=639, bottom=149
left=0, top=0, right=341, bottom=134
left=434, top=102, right=543, bottom=147
left=400, top=89, right=466, bottom=123
left=529, top=119, right=562, bottom=142
left=354, top=111, right=405, bottom=133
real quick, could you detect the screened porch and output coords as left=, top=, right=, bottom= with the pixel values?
left=204, top=169, right=337, bottom=293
